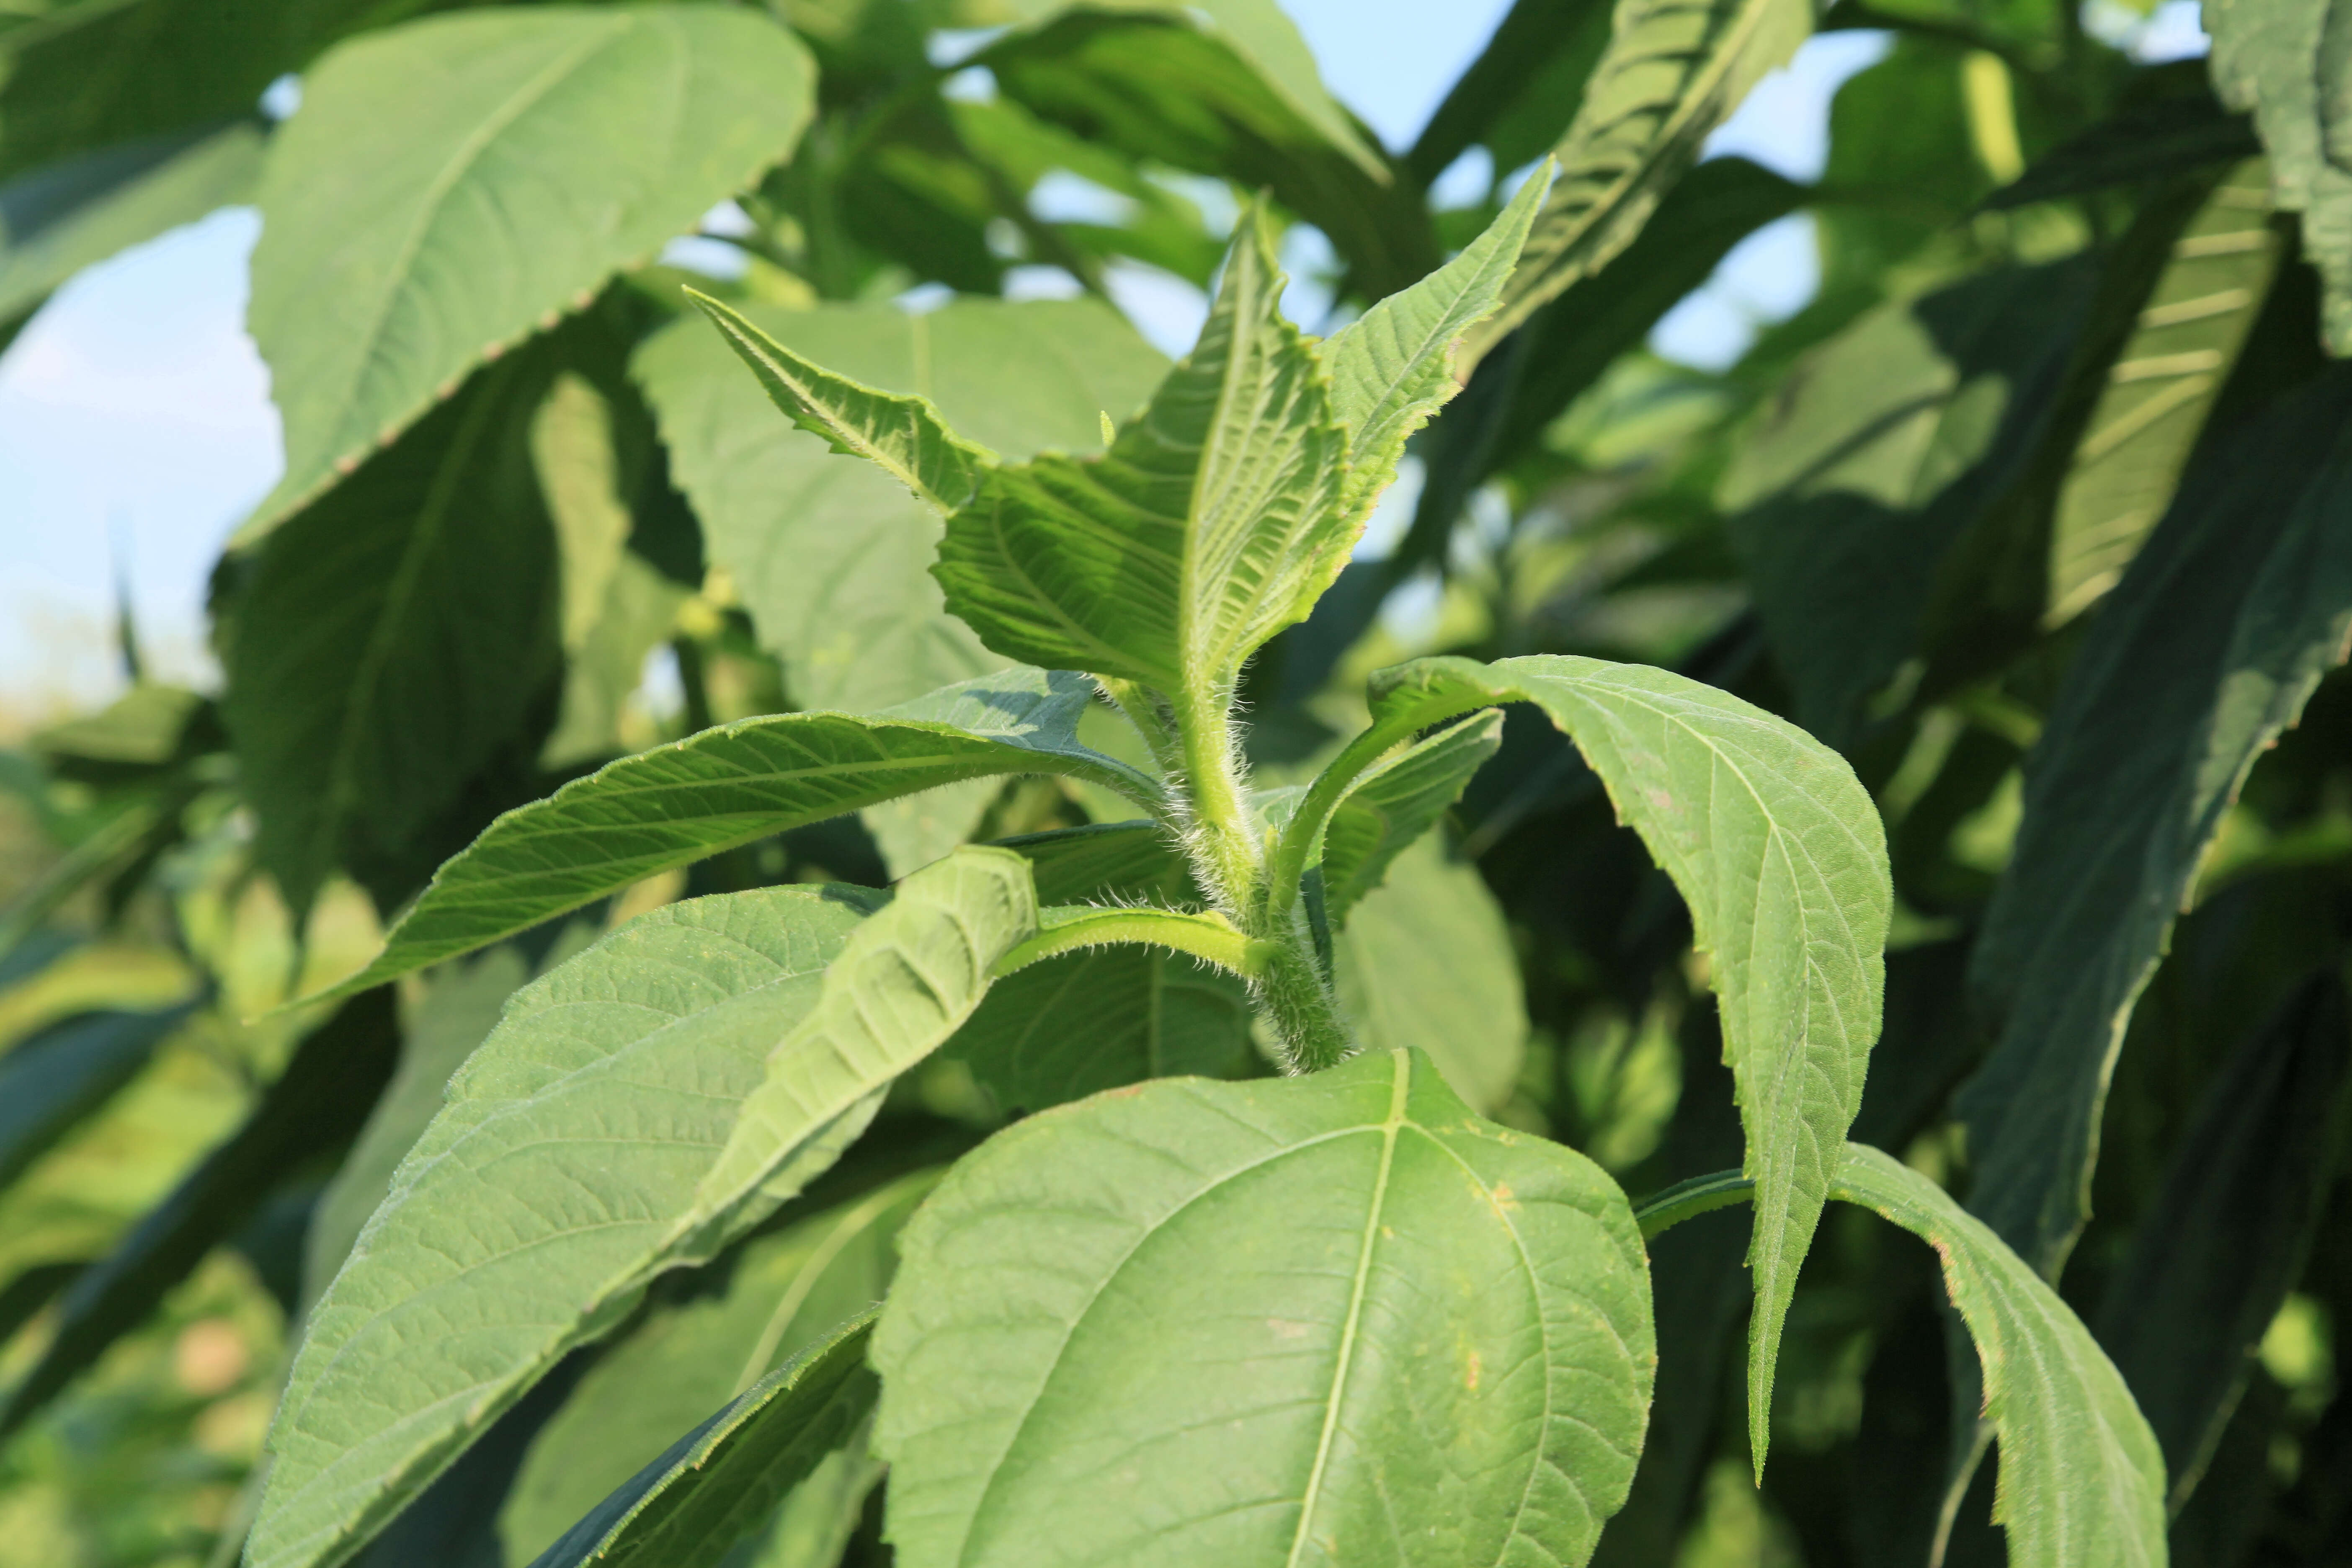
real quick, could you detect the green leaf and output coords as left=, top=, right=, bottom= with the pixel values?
left=520, top=1311, right=881, bottom=1568
left=2209, top=0, right=2352, bottom=348
left=0, top=120, right=262, bottom=331
left=634, top=297, right=1164, bottom=713
left=0, top=989, right=400, bottom=1436
left=1333, top=833, right=1527, bottom=1117
left=1326, top=653, right=1889, bottom=1472
left=314, top=667, right=1152, bottom=1003
left=218, top=349, right=564, bottom=920
left=0, top=1004, right=190, bottom=1197
left=245, top=5, right=815, bottom=531
left=1467, top=0, right=1812, bottom=364
left=2045, top=160, right=2283, bottom=627
left=503, top=1170, right=937, bottom=1562
left=2093, top=975, right=2352, bottom=1509
left=935, top=210, right=1346, bottom=696
left=1406, top=0, right=1616, bottom=184
left=1960, top=366, right=2352, bottom=1277
left=1319, top=167, right=1549, bottom=525
left=1826, top=1145, right=2168, bottom=1568
left=873, top=1047, right=1655, bottom=1566
left=995, top=820, right=1194, bottom=906
left=1320, top=709, right=1502, bottom=926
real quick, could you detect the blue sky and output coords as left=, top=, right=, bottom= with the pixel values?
left=0, top=1, right=2202, bottom=717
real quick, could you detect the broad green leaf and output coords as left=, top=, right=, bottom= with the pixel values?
left=263, top=852, right=1027, bottom=1568
left=503, top=1171, right=937, bottom=1562
left=935, top=211, right=1346, bottom=695
left=874, top=1047, right=1655, bottom=1567
left=0, top=120, right=261, bottom=331
left=2208, top=0, right=2352, bottom=348
left=245, top=6, right=815, bottom=530
left=1349, top=653, right=1888, bottom=1470
left=520, top=1311, right=881, bottom=1568
left=1334, top=833, right=1527, bottom=1117
left=947, top=946, right=1253, bottom=1115
left=1724, top=260, right=2097, bottom=746
left=0, top=1005, right=189, bottom=1196
left=218, top=349, right=563, bottom=921
left=1467, top=0, right=1812, bottom=362
left=1320, top=709, right=1502, bottom=926
left=1320, top=168, right=1549, bottom=524
left=314, top=667, right=1152, bottom=1003
left=1960, top=367, right=2352, bottom=1277
left=995, top=819, right=1193, bottom=906
left=0, top=990, right=400, bottom=1436
left=2045, top=160, right=2282, bottom=627
left=636, top=297, right=1164, bottom=713
left=2094, top=975, right=2352, bottom=1508
left=1826, top=1145, right=2167, bottom=1568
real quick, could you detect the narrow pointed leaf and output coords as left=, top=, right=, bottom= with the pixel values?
left=686, top=290, right=994, bottom=515
left=1320, top=709, right=1502, bottom=926
left=1467, top=0, right=1812, bottom=364
left=312, top=668, right=1151, bottom=1003
left=1960, top=366, right=2352, bottom=1277
left=934, top=209, right=1346, bottom=694
left=1320, top=168, right=1550, bottom=523
left=522, top=1311, right=880, bottom=1568
left=874, top=1048, right=1655, bottom=1567
left=1829, top=1145, right=2167, bottom=1568
left=246, top=6, right=815, bottom=531
left=1349, top=652, right=1888, bottom=1470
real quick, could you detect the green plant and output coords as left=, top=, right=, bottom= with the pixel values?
left=8, top=0, right=2352, bottom=1563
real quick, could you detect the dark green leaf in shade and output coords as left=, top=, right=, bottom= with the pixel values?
left=2094, top=974, right=2352, bottom=1509
left=311, top=668, right=1152, bottom=1004
left=1305, top=653, right=1887, bottom=1472
left=873, top=1048, right=1656, bottom=1567
left=0, top=1004, right=191, bottom=1195
left=935, top=209, right=1345, bottom=696
left=1960, top=366, right=2352, bottom=1277
left=1983, top=88, right=2260, bottom=210
left=1318, top=709, right=1501, bottom=925
left=992, top=820, right=1193, bottom=907
left=0, top=988, right=401, bottom=1436
left=1405, top=0, right=1615, bottom=186
left=634, top=297, right=1164, bottom=714
left=217, top=349, right=565, bottom=921
left=246, top=5, right=816, bottom=529
left=521, top=1312, right=880, bottom=1568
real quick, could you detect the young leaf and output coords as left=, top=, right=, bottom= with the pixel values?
left=1960, top=367, right=2352, bottom=1277
left=521, top=1310, right=881, bottom=1568
left=1319, top=708, right=1502, bottom=926
left=934, top=207, right=1346, bottom=696
left=1298, top=652, right=1888, bottom=1473
left=246, top=7, right=815, bottom=531
left=635, top=297, right=1165, bottom=713
left=261, top=851, right=1031, bottom=1568
left=1319, top=167, right=1550, bottom=524
left=873, top=1047, right=1655, bottom=1567
left=1466, top=0, right=1812, bottom=363
left=312, top=667, right=1153, bottom=1003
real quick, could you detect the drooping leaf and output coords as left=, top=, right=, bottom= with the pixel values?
left=0, top=119, right=262, bottom=332
left=1320, top=709, right=1502, bottom=925
left=1960, top=366, right=2352, bottom=1277
left=2045, top=160, right=2283, bottom=626
left=873, top=1047, right=1656, bottom=1567
left=935, top=210, right=1346, bottom=697
left=313, top=668, right=1151, bottom=1003
left=245, top=5, right=815, bottom=530
left=503, top=1171, right=937, bottom=1562
left=1467, top=0, right=1813, bottom=364
left=1406, top=0, right=1616, bottom=185
left=635, top=297, right=1164, bottom=712
left=521, top=1312, right=880, bottom=1568
left=2094, top=973, right=2352, bottom=1509
left=1333, top=833, right=1527, bottom=1116
left=0, top=988, right=400, bottom=1436
left=217, top=349, right=564, bottom=920
left=2208, top=0, right=2352, bottom=348
left=1828, top=1145, right=2168, bottom=1568
left=1319, top=168, right=1550, bottom=525
left=248, top=856, right=1030, bottom=1568
left=1341, top=652, right=1889, bottom=1470
left=0, top=1004, right=191, bottom=1195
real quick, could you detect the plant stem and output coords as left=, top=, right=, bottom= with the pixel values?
left=1174, top=682, right=1262, bottom=920
left=993, top=908, right=1273, bottom=980
left=1255, top=903, right=1352, bottom=1072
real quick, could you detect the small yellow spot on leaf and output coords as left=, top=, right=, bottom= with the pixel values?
left=1466, top=1350, right=1483, bottom=1392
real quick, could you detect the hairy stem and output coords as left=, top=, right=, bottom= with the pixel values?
left=993, top=907, right=1273, bottom=980
left=1256, top=903, right=1352, bottom=1072
left=1174, top=682, right=1262, bottom=920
